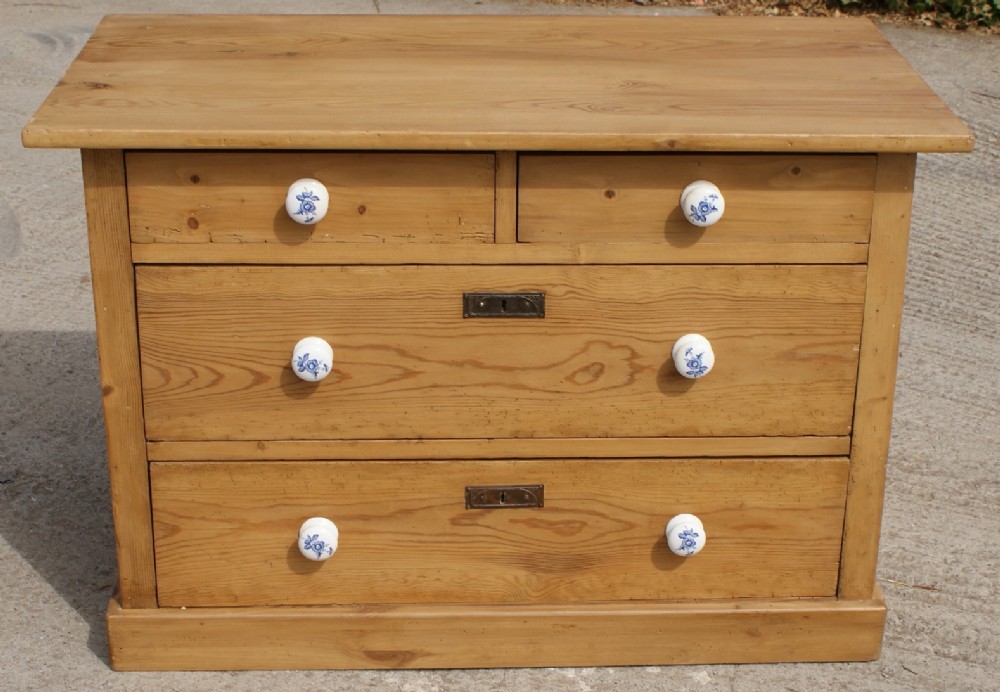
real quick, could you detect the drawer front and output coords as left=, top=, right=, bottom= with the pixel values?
left=127, top=152, right=496, bottom=244
left=151, top=458, right=850, bottom=607
left=137, top=264, right=865, bottom=441
left=519, top=154, right=875, bottom=244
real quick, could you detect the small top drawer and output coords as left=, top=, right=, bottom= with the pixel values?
left=518, top=154, right=876, bottom=245
left=126, top=151, right=496, bottom=245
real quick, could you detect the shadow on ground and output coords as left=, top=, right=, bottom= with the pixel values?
left=0, top=330, right=116, bottom=663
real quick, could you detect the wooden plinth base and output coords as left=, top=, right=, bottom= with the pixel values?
left=106, top=591, right=885, bottom=670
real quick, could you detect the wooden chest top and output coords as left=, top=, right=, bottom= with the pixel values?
left=22, top=14, right=972, bottom=153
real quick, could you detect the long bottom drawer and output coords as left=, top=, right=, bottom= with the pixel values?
left=151, top=458, right=849, bottom=607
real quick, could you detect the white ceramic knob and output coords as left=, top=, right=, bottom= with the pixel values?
left=298, top=517, right=339, bottom=561
left=680, top=180, right=725, bottom=227
left=285, top=178, right=329, bottom=225
left=665, top=513, right=706, bottom=557
left=672, top=333, right=714, bottom=379
left=291, top=336, right=334, bottom=382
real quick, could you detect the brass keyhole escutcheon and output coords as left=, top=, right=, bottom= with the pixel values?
left=465, top=485, right=544, bottom=509
left=463, top=293, right=545, bottom=318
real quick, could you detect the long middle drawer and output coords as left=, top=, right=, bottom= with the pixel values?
left=136, top=264, right=865, bottom=441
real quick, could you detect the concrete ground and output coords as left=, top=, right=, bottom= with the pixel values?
left=2, top=1, right=997, bottom=689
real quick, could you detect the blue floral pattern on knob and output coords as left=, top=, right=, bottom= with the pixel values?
left=293, top=189, right=321, bottom=223
left=301, top=533, right=334, bottom=560
left=684, top=347, right=709, bottom=378
left=680, top=181, right=724, bottom=228
left=672, top=334, right=714, bottom=380
left=688, top=193, right=720, bottom=225
left=295, top=352, right=329, bottom=380
left=675, top=527, right=701, bottom=556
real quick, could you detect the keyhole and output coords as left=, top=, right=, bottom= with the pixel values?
left=500, top=299, right=508, bottom=312
left=499, top=491, right=507, bottom=504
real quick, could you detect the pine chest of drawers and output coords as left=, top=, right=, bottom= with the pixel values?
left=23, top=14, right=972, bottom=670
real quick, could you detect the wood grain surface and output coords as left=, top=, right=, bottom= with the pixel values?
left=106, top=592, right=885, bottom=670
left=840, top=154, right=916, bottom=598
left=150, top=458, right=850, bottom=607
left=129, top=238, right=870, bottom=265
left=495, top=151, right=518, bottom=244
left=519, top=154, right=875, bottom=244
left=146, top=436, right=851, bottom=461
left=22, top=15, right=972, bottom=152
left=127, top=151, right=495, bottom=244
left=80, top=150, right=156, bottom=608
left=136, top=264, right=866, bottom=441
